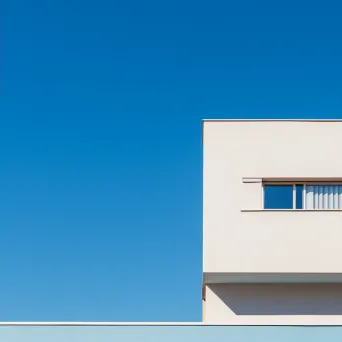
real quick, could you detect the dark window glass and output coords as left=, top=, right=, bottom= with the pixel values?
left=264, top=185, right=293, bottom=209
left=296, top=185, right=303, bottom=209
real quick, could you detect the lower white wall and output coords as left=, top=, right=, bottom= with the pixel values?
left=205, top=284, right=342, bottom=322
left=3, top=325, right=342, bottom=341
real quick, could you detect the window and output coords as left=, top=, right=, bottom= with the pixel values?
left=263, top=183, right=342, bottom=210
left=306, top=185, right=342, bottom=209
left=264, top=185, right=293, bottom=209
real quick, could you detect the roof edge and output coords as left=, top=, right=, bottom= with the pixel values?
left=3, top=320, right=342, bottom=326
left=201, top=119, right=342, bottom=145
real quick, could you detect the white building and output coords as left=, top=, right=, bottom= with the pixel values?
left=5, top=119, right=342, bottom=340
left=202, top=119, right=342, bottom=323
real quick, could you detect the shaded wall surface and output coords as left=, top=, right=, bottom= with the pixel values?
left=205, top=283, right=342, bottom=320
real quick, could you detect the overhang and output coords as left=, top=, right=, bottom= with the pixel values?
left=204, top=273, right=342, bottom=284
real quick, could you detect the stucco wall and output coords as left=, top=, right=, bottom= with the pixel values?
left=203, top=120, right=342, bottom=273
left=1, top=325, right=342, bottom=341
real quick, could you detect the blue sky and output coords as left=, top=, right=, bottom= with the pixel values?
left=2, top=0, right=342, bottom=321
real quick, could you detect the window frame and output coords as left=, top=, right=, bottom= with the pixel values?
left=262, top=182, right=342, bottom=210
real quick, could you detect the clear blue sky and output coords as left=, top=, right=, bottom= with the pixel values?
left=2, top=0, right=342, bottom=321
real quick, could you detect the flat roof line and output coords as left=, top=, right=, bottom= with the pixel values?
left=0, top=322, right=204, bottom=326
left=2, top=320, right=342, bottom=326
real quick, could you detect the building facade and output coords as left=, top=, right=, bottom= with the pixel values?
left=202, top=119, right=342, bottom=323
left=6, top=119, right=342, bottom=340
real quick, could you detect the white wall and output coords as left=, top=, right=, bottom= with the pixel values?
left=203, top=120, right=342, bottom=273
left=3, top=325, right=342, bottom=341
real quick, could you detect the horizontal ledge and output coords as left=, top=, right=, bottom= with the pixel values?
left=242, top=178, right=262, bottom=183
left=241, top=209, right=342, bottom=212
left=0, top=322, right=204, bottom=326
left=3, top=319, right=342, bottom=326
left=203, top=273, right=342, bottom=284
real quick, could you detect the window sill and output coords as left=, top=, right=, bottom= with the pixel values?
left=241, top=209, right=342, bottom=212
